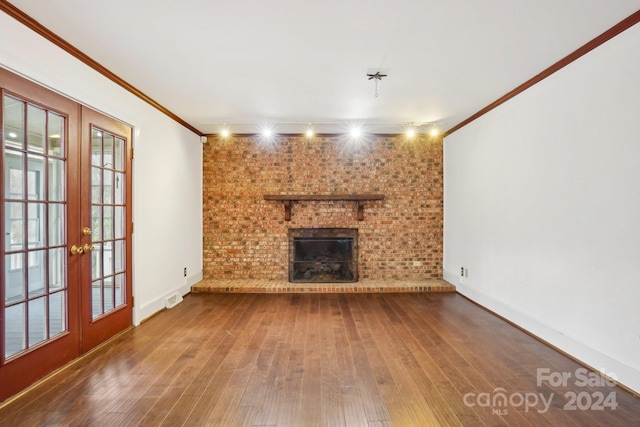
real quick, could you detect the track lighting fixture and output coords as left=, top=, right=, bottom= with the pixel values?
left=206, top=121, right=445, bottom=139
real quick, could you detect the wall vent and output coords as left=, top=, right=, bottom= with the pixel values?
left=165, top=292, right=183, bottom=309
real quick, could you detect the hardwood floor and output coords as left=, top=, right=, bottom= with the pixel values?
left=1, top=292, right=638, bottom=426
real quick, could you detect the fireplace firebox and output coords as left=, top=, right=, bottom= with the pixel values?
left=288, top=228, right=358, bottom=283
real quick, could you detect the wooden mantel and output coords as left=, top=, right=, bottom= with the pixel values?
left=263, top=194, right=385, bottom=221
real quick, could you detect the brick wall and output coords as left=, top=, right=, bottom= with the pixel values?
left=202, top=134, right=443, bottom=280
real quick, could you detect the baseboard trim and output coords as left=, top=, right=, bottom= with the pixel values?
left=134, top=271, right=202, bottom=325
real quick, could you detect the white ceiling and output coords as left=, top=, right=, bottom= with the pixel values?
left=7, top=0, right=640, bottom=135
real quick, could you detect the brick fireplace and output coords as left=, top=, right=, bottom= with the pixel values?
left=202, top=134, right=443, bottom=280
left=289, top=228, right=358, bottom=283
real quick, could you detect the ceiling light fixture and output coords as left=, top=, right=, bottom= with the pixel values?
left=256, top=125, right=278, bottom=146
left=305, top=126, right=315, bottom=138
left=405, top=127, right=416, bottom=138
left=366, top=71, right=388, bottom=97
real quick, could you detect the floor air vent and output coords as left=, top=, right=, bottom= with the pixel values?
left=165, top=292, right=183, bottom=309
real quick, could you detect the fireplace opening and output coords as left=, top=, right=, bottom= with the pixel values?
left=288, top=228, right=358, bottom=283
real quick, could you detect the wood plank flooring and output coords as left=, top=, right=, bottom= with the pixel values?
left=0, top=292, right=638, bottom=426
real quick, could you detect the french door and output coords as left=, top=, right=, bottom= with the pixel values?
left=79, top=107, right=132, bottom=352
left=0, top=68, right=132, bottom=402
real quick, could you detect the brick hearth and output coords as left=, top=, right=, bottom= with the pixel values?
left=191, top=279, right=455, bottom=294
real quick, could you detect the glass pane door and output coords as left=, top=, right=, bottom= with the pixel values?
left=80, top=106, right=131, bottom=353
left=2, top=94, right=67, bottom=359
left=0, top=68, right=134, bottom=402
left=1, top=69, right=130, bottom=401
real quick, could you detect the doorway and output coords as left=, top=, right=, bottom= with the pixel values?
left=0, top=68, right=132, bottom=402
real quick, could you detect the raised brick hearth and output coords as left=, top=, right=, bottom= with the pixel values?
left=202, top=134, right=443, bottom=282
left=192, top=278, right=455, bottom=293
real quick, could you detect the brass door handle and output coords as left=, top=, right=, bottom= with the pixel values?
left=83, top=244, right=95, bottom=253
left=70, top=245, right=84, bottom=255
left=82, top=227, right=92, bottom=236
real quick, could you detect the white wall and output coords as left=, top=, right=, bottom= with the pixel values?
left=0, top=11, right=203, bottom=325
left=444, top=23, right=640, bottom=393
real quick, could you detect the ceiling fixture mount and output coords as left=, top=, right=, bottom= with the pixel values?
left=367, top=71, right=387, bottom=80
left=366, top=71, right=387, bottom=97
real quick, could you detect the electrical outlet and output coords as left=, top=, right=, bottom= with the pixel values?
left=464, top=268, right=468, bottom=277
left=184, top=267, right=187, bottom=277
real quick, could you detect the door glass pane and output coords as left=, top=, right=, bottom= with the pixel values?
left=48, top=158, right=65, bottom=201
left=27, top=156, right=45, bottom=200
left=49, top=291, right=66, bottom=337
left=92, top=206, right=102, bottom=243
left=3, top=94, right=69, bottom=359
left=48, top=204, right=64, bottom=246
left=91, top=129, right=102, bottom=166
left=91, top=243, right=102, bottom=281
left=104, top=277, right=113, bottom=312
left=114, top=206, right=125, bottom=239
left=27, top=203, right=46, bottom=249
left=103, top=170, right=113, bottom=204
left=4, top=96, right=25, bottom=150
left=28, top=297, right=47, bottom=346
left=114, top=172, right=124, bottom=204
left=114, top=240, right=125, bottom=273
left=5, top=202, right=24, bottom=251
left=103, top=206, right=113, bottom=240
left=114, top=138, right=124, bottom=171
left=91, top=167, right=102, bottom=203
left=103, top=133, right=114, bottom=167
left=5, top=303, right=26, bottom=358
left=5, top=253, right=25, bottom=302
left=27, top=105, right=46, bottom=153
left=91, top=280, right=103, bottom=318
left=5, top=150, right=24, bottom=199
left=48, top=112, right=64, bottom=157
left=103, top=241, right=113, bottom=277
left=49, top=248, right=65, bottom=291
left=28, top=249, right=46, bottom=297
left=115, top=274, right=125, bottom=305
